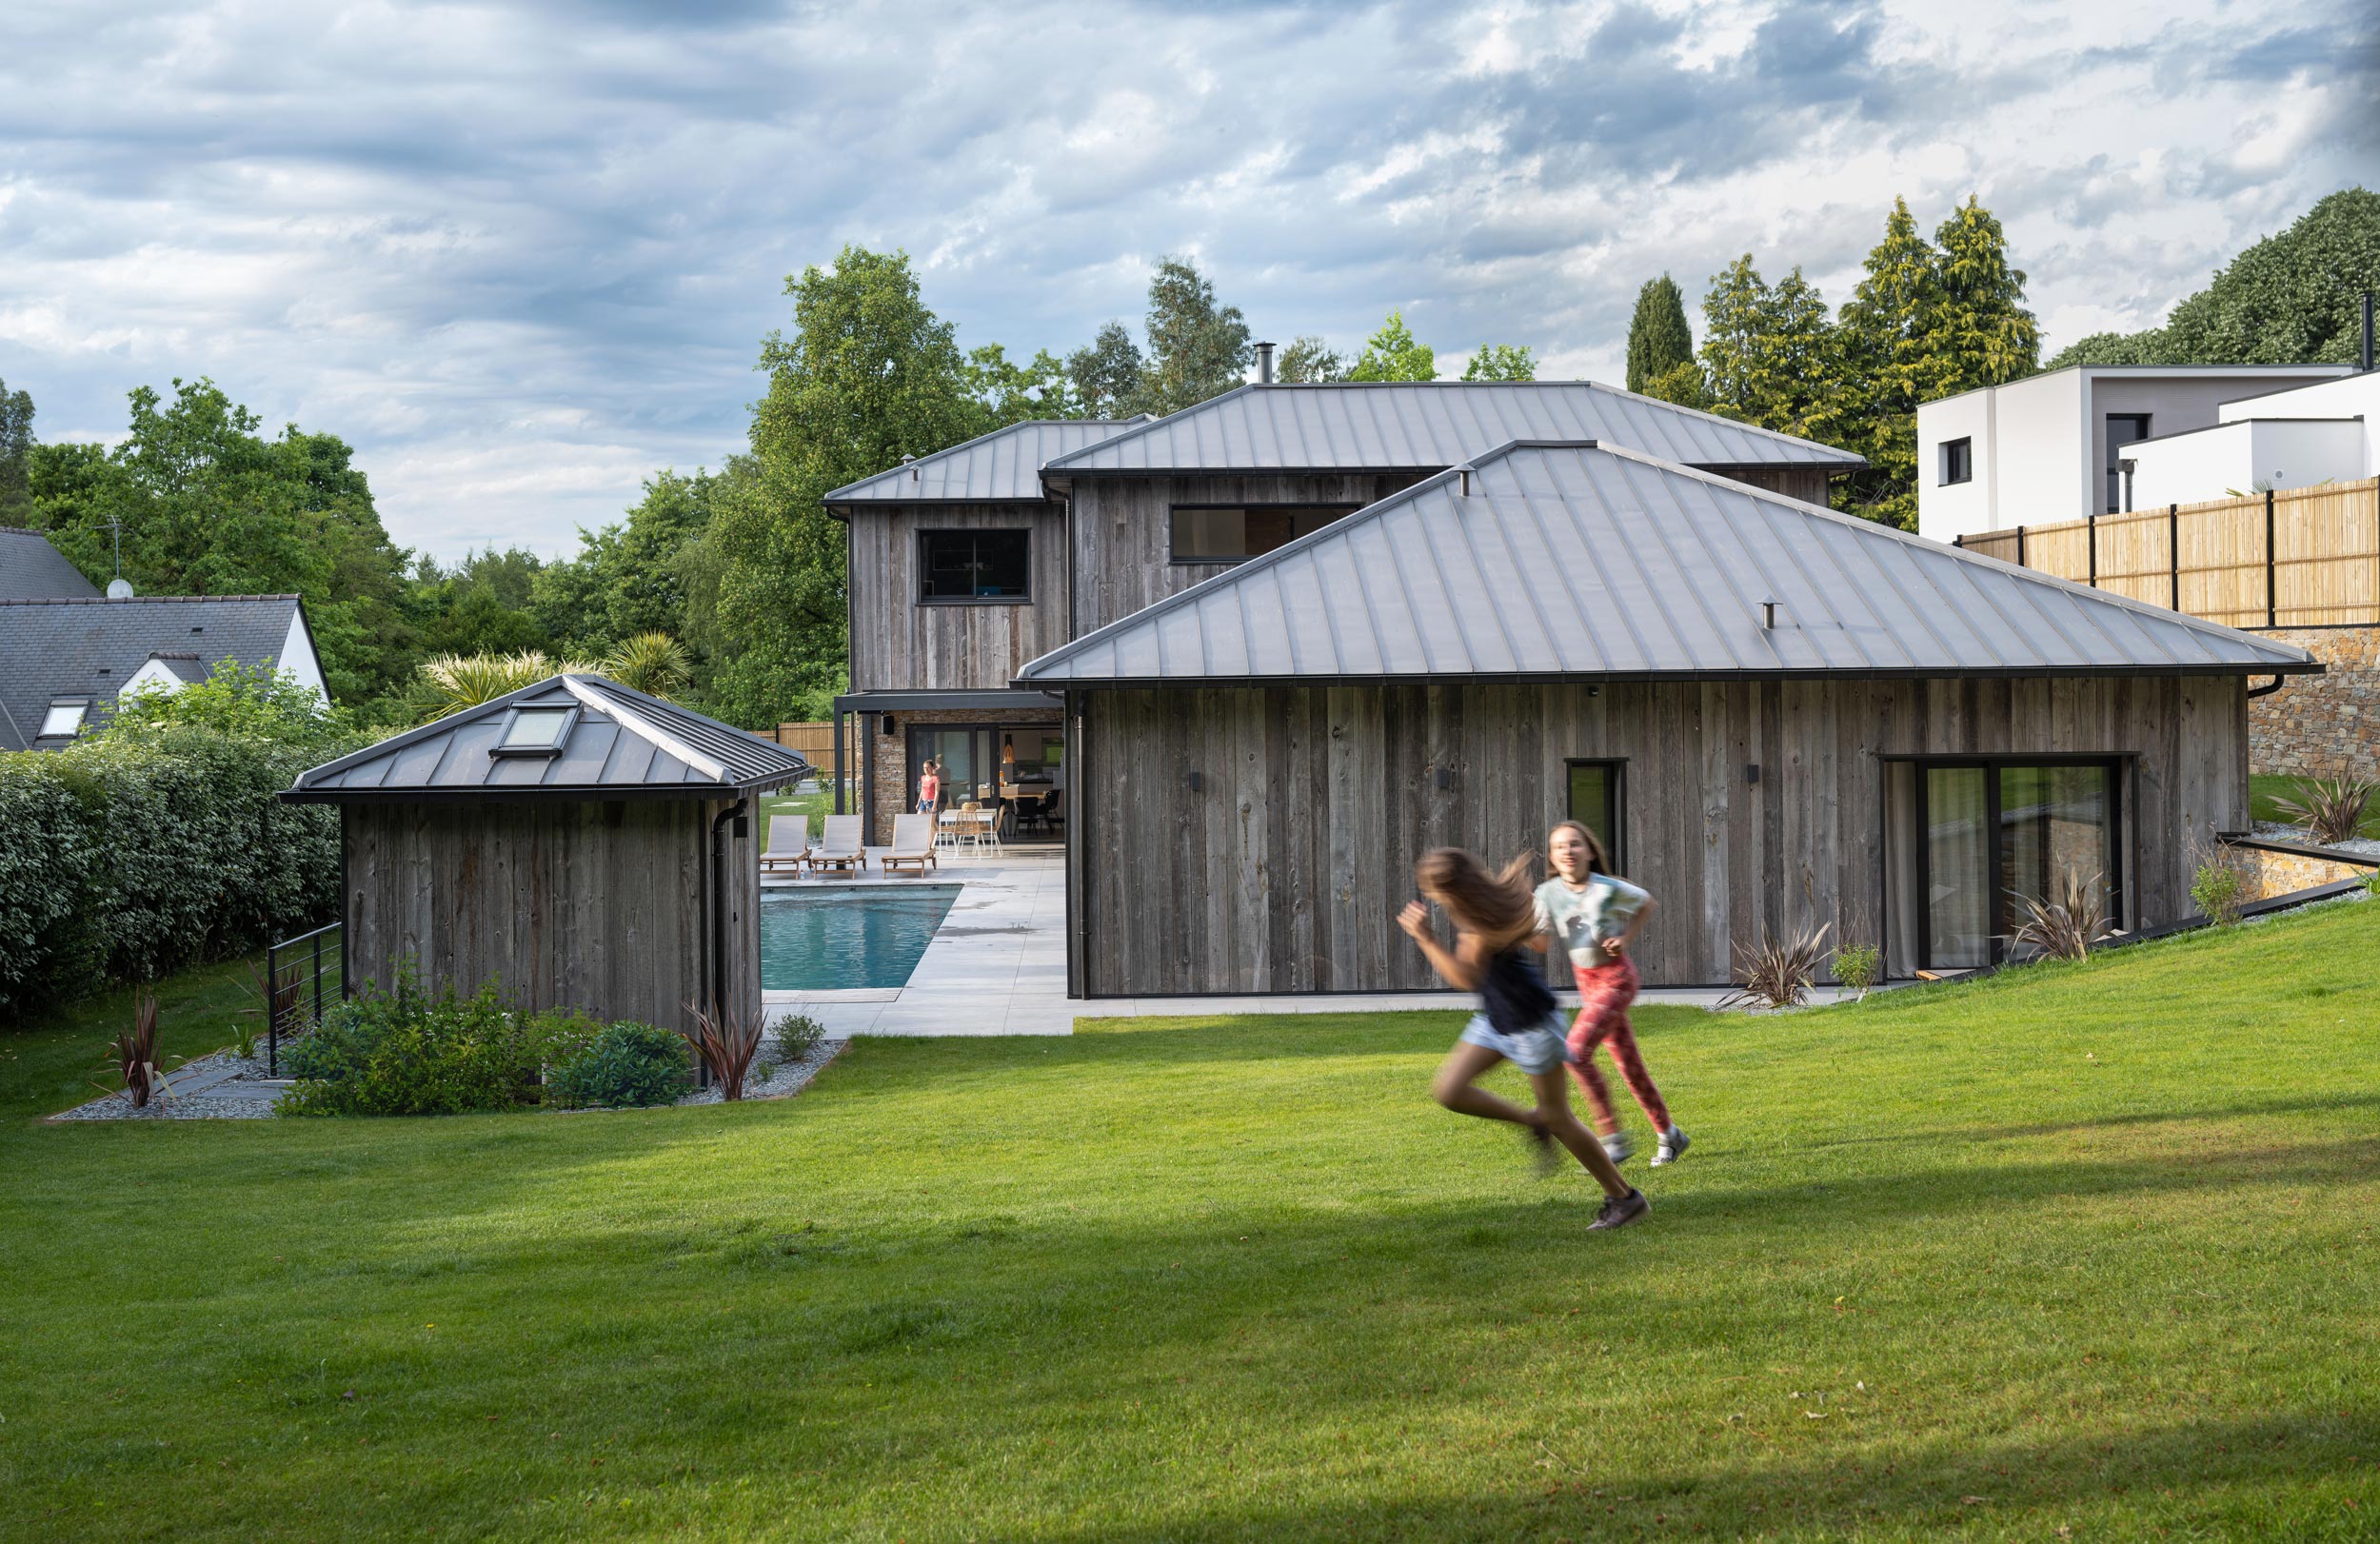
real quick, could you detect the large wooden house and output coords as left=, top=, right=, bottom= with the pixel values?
left=831, top=381, right=2315, bottom=994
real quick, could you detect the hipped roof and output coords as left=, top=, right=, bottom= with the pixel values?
left=285, top=675, right=810, bottom=802
left=1015, top=441, right=2318, bottom=688
left=1039, top=382, right=1866, bottom=477
left=824, top=418, right=1150, bottom=509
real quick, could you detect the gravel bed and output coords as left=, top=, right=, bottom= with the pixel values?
left=52, top=1032, right=848, bottom=1121
left=2249, top=821, right=2380, bottom=860
left=673, top=1035, right=845, bottom=1107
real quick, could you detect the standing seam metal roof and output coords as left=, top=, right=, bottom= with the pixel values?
left=823, top=418, right=1152, bottom=506
left=284, top=675, right=810, bottom=800
left=1013, top=441, right=2317, bottom=686
left=1039, top=382, right=1866, bottom=476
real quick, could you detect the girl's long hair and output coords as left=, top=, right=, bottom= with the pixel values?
left=1548, top=820, right=1610, bottom=877
left=1416, top=847, right=1538, bottom=950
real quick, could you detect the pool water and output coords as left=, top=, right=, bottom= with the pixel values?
left=760, top=885, right=959, bottom=990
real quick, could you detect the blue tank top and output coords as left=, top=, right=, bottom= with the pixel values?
left=1480, top=946, right=1556, bottom=1034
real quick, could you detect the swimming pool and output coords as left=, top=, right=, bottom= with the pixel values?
left=759, top=885, right=959, bottom=991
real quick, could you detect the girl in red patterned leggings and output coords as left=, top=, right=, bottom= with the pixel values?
left=1532, top=821, right=1690, bottom=1168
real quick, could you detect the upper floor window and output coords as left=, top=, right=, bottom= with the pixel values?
left=1939, top=437, right=1973, bottom=485
left=1170, top=505, right=1353, bottom=564
left=919, top=529, right=1031, bottom=603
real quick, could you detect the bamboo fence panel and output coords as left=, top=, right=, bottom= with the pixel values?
left=1952, top=477, right=2379, bottom=628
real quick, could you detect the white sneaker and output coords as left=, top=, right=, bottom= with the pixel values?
left=1651, top=1125, right=1690, bottom=1166
left=1600, top=1131, right=1635, bottom=1166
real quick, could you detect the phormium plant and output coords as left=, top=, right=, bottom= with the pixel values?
left=100, top=987, right=169, bottom=1109
left=2006, top=870, right=2113, bottom=961
left=1721, top=923, right=1833, bottom=1011
left=2273, top=777, right=2377, bottom=848
left=680, top=999, right=768, bottom=1101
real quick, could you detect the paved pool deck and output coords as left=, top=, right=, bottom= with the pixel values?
left=762, top=847, right=1864, bottom=1037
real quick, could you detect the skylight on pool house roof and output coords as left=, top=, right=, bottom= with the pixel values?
left=497, top=704, right=574, bottom=755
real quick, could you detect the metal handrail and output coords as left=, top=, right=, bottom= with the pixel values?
left=264, top=921, right=344, bottom=1078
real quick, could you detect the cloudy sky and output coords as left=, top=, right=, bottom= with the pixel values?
left=2, top=0, right=2372, bottom=562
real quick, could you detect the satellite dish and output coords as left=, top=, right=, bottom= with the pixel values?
left=106, top=577, right=135, bottom=600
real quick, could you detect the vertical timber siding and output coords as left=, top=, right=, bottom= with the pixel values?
left=847, top=501, right=1071, bottom=691
left=345, top=799, right=760, bottom=1034
left=1079, top=676, right=2248, bottom=994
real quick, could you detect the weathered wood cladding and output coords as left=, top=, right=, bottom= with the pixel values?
left=343, top=799, right=760, bottom=1033
left=1066, top=474, right=1430, bottom=635
left=1714, top=465, right=1833, bottom=507
left=1077, top=677, right=2248, bottom=995
left=846, top=501, right=1071, bottom=691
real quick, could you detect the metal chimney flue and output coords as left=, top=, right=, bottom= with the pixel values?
left=1255, top=341, right=1275, bottom=384
left=2362, top=291, right=2374, bottom=373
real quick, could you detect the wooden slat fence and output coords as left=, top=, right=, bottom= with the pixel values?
left=1955, top=477, right=2380, bottom=628
left=766, top=721, right=842, bottom=780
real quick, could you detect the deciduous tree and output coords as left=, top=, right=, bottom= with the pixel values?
left=1349, top=309, right=1437, bottom=382
left=1139, top=258, right=1253, bottom=414
left=1065, top=322, right=1146, bottom=417
left=1277, top=335, right=1347, bottom=383
left=1459, top=343, right=1536, bottom=382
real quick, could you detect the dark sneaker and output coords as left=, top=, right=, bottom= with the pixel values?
left=1588, top=1187, right=1650, bottom=1231
left=1651, top=1125, right=1691, bottom=1166
left=1522, top=1118, right=1563, bottom=1178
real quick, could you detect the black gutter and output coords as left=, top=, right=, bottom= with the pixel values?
left=2247, top=676, right=2286, bottom=699
left=703, top=798, right=749, bottom=1079
left=281, top=778, right=798, bottom=806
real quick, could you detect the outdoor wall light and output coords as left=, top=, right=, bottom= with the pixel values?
left=883, top=715, right=899, bottom=735
left=1188, top=769, right=1203, bottom=792
left=1435, top=766, right=1452, bottom=790
left=1746, top=763, right=1762, bottom=783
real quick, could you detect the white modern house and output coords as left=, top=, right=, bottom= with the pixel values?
left=2119, top=369, right=2380, bottom=509
left=1914, top=364, right=2354, bottom=542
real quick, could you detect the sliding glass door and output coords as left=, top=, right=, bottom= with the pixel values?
left=1909, top=759, right=2122, bottom=970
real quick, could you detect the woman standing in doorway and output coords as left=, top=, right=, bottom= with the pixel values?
left=1400, top=847, right=1650, bottom=1232
left=917, top=757, right=942, bottom=819
left=1534, top=821, right=1689, bottom=1167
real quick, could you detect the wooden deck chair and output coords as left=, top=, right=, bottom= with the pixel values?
left=882, top=813, right=938, bottom=875
left=758, top=814, right=810, bottom=873
left=806, top=813, right=868, bottom=874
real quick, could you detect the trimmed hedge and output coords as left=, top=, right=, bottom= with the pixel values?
left=0, top=724, right=366, bottom=1019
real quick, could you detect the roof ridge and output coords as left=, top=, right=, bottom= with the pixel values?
left=0, top=593, right=302, bottom=605
left=823, top=415, right=1154, bottom=504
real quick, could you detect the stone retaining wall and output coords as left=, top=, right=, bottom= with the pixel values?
left=2221, top=840, right=2377, bottom=903
left=2250, top=626, right=2379, bottom=781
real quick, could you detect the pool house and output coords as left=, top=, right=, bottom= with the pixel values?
left=283, top=675, right=808, bottom=1032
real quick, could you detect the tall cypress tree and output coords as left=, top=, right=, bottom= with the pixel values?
left=1625, top=275, right=1696, bottom=393
left=1697, top=258, right=1839, bottom=441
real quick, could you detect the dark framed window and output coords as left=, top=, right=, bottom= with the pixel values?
left=1564, top=759, right=1626, bottom=874
left=1939, top=436, right=1973, bottom=485
left=919, top=529, right=1031, bottom=602
left=1895, top=755, right=2125, bottom=969
left=2104, top=415, right=2151, bottom=512
left=1169, top=505, right=1354, bottom=564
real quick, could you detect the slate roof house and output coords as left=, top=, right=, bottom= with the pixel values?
left=831, top=376, right=2309, bottom=992
left=824, top=382, right=1863, bottom=844
left=0, top=527, right=328, bottom=751
left=285, top=675, right=809, bottom=1034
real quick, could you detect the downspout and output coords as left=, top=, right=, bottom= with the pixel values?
left=2246, top=677, right=2286, bottom=700
left=704, top=797, right=750, bottom=1082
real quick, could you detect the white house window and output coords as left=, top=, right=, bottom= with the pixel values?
left=39, top=701, right=89, bottom=739
left=1939, top=437, right=1973, bottom=485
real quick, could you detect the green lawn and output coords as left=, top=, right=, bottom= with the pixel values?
left=3, top=907, right=2376, bottom=1540
left=2251, top=772, right=2380, bottom=840
left=757, top=787, right=830, bottom=851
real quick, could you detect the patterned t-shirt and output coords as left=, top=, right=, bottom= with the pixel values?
left=1534, top=873, right=1653, bottom=970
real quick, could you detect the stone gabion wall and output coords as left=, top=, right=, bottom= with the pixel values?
left=2249, top=626, right=2379, bottom=782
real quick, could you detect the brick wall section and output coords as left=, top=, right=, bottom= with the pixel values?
left=861, top=708, right=1061, bottom=845
left=2223, top=841, right=2377, bottom=902
left=2249, top=626, right=2379, bottom=781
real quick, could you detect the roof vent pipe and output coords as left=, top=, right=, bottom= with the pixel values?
left=2363, top=291, right=2373, bottom=373
left=1458, top=466, right=1472, bottom=497
left=903, top=452, right=919, bottom=482
left=1255, top=341, right=1275, bottom=384
left=1760, top=597, right=1777, bottom=630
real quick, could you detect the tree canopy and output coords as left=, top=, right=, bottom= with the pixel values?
left=1277, top=335, right=1348, bottom=383
left=1138, top=258, right=1254, bottom=415
left=1348, top=310, right=1438, bottom=382
left=2048, top=188, right=2380, bottom=368
left=1459, top=343, right=1536, bottom=382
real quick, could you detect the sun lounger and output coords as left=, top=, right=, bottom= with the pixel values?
left=881, top=812, right=938, bottom=876
left=759, top=815, right=811, bottom=873
left=806, top=813, right=868, bottom=874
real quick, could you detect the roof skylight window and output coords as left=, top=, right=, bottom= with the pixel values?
left=39, top=701, right=89, bottom=739
left=486, top=704, right=578, bottom=759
